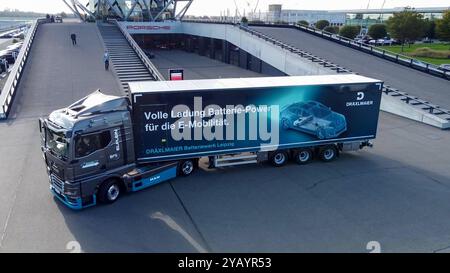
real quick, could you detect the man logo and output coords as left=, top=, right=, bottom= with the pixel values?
left=357, top=92, right=365, bottom=101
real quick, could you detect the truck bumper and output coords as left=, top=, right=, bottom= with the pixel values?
left=50, top=185, right=96, bottom=210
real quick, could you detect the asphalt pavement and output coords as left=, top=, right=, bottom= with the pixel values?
left=0, top=23, right=450, bottom=253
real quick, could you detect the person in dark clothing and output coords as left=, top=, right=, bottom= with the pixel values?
left=103, top=50, right=110, bottom=70
left=70, top=33, right=77, bottom=46
left=76, top=136, right=95, bottom=157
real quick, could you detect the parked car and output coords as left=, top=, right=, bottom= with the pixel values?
left=369, top=38, right=395, bottom=46
left=354, top=35, right=371, bottom=44
left=438, top=64, right=450, bottom=72
left=280, top=101, right=347, bottom=139
left=0, top=50, right=17, bottom=64
left=421, top=37, right=434, bottom=44
left=0, top=58, right=8, bottom=73
left=55, top=16, right=63, bottom=23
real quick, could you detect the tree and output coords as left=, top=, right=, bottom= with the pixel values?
left=436, top=10, right=450, bottom=44
left=386, top=8, right=425, bottom=51
left=423, top=19, right=436, bottom=40
left=339, top=25, right=360, bottom=39
left=315, top=20, right=330, bottom=30
left=298, top=20, right=309, bottom=27
left=59, top=12, right=67, bottom=18
left=323, top=26, right=338, bottom=34
left=368, top=24, right=387, bottom=39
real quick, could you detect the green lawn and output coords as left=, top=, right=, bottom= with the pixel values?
left=378, top=43, right=450, bottom=65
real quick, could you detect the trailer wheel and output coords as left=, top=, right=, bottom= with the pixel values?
left=319, top=145, right=338, bottom=162
left=179, top=160, right=195, bottom=176
left=270, top=151, right=288, bottom=167
left=293, top=148, right=313, bottom=165
left=98, top=179, right=121, bottom=204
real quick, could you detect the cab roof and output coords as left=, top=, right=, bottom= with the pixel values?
left=48, top=90, right=128, bottom=130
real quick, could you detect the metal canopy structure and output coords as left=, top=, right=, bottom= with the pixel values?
left=63, top=0, right=194, bottom=21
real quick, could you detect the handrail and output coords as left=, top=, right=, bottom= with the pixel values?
left=238, top=25, right=352, bottom=74
left=111, top=19, right=165, bottom=81
left=0, top=18, right=46, bottom=119
left=183, top=19, right=449, bottom=80
left=254, top=22, right=450, bottom=80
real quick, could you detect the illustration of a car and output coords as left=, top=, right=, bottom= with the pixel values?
left=280, top=101, right=347, bottom=139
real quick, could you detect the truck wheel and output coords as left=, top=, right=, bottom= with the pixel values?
left=319, top=145, right=338, bottom=162
left=98, top=179, right=121, bottom=204
left=179, top=160, right=195, bottom=176
left=293, top=148, right=313, bottom=165
left=270, top=151, right=288, bottom=167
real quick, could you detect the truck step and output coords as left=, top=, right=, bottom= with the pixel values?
left=214, top=154, right=258, bottom=167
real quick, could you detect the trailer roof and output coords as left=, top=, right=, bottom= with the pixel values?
left=128, top=74, right=382, bottom=94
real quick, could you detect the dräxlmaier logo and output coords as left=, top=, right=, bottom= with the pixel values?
left=346, top=91, right=374, bottom=107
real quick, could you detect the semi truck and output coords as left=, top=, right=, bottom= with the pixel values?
left=39, top=75, right=383, bottom=209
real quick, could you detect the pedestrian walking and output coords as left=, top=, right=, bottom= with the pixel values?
left=103, top=50, right=110, bottom=70
left=70, top=33, right=77, bottom=46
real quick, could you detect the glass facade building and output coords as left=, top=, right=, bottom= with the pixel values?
left=66, top=0, right=192, bottom=22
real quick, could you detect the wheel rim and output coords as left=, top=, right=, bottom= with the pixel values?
left=324, top=149, right=334, bottom=160
left=274, top=153, right=286, bottom=165
left=107, top=184, right=120, bottom=201
left=299, top=151, right=310, bottom=162
left=182, top=161, right=194, bottom=175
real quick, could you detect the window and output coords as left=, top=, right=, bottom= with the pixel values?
left=75, top=131, right=111, bottom=158
left=46, top=129, right=69, bottom=161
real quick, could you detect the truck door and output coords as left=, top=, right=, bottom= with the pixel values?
left=73, top=131, right=110, bottom=179
left=103, top=127, right=126, bottom=169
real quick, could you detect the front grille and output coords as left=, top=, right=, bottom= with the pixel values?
left=51, top=174, right=64, bottom=193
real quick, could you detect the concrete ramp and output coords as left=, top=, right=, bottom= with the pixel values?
left=8, top=22, right=121, bottom=120
left=251, top=26, right=450, bottom=111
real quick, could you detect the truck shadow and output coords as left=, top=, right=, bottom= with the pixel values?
left=59, top=152, right=450, bottom=253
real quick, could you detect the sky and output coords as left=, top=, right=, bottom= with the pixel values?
left=0, top=0, right=448, bottom=15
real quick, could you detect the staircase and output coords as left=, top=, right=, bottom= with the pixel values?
left=98, top=24, right=155, bottom=93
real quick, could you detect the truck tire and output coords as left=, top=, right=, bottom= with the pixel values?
left=179, top=159, right=195, bottom=176
left=293, top=148, right=313, bottom=165
left=319, top=145, right=338, bottom=162
left=98, top=179, right=121, bottom=204
left=270, top=151, right=288, bottom=167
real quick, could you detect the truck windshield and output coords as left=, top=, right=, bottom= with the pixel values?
left=46, top=128, right=69, bottom=160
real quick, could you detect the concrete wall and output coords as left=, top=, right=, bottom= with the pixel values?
left=181, top=22, right=333, bottom=76
left=121, top=21, right=333, bottom=77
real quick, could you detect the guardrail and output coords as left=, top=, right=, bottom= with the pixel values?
left=250, top=22, right=450, bottom=80
left=111, top=19, right=165, bottom=81
left=0, top=19, right=46, bottom=119
left=183, top=20, right=450, bottom=80
left=238, top=25, right=352, bottom=74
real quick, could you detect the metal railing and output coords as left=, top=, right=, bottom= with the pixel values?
left=238, top=25, right=352, bottom=73
left=111, top=19, right=165, bottom=81
left=183, top=20, right=449, bottom=79
left=0, top=19, right=46, bottom=119
left=251, top=22, right=450, bottom=80
left=382, top=84, right=450, bottom=119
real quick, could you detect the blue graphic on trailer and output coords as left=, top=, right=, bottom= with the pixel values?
left=280, top=101, right=347, bottom=139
